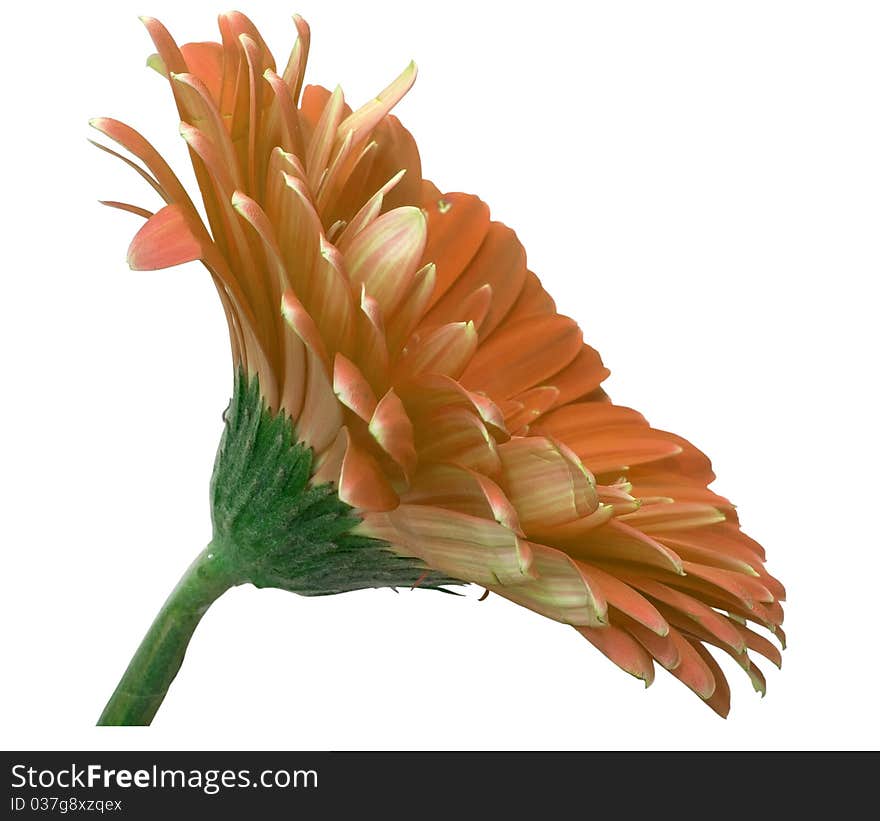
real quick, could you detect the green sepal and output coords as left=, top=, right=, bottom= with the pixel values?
left=209, top=371, right=461, bottom=596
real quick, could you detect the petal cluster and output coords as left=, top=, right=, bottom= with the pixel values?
left=94, top=12, right=785, bottom=715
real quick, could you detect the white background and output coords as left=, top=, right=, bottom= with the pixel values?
left=1, top=0, right=878, bottom=750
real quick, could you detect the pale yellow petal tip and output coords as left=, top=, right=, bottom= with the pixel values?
left=146, top=53, right=167, bottom=75
left=516, top=538, right=535, bottom=579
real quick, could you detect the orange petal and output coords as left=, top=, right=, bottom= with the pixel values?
left=421, top=192, right=490, bottom=307
left=403, top=463, right=519, bottom=529
left=180, top=41, right=224, bottom=104
left=140, top=16, right=187, bottom=77
left=533, top=403, right=685, bottom=474
left=231, top=190, right=289, bottom=292
left=535, top=401, right=647, bottom=437
left=395, top=321, right=478, bottom=380
left=674, top=614, right=768, bottom=697
left=305, top=84, right=346, bottom=190
left=99, top=201, right=153, bottom=219
left=460, top=314, right=583, bottom=400
left=498, top=436, right=597, bottom=530
left=577, top=624, right=655, bottom=686
left=545, top=345, right=611, bottom=407
left=399, top=373, right=507, bottom=440
left=461, top=387, right=509, bottom=440
left=456, top=284, right=494, bottom=332
left=281, top=14, right=310, bottom=104
left=418, top=406, right=500, bottom=476
left=171, top=73, right=244, bottom=189
left=681, top=561, right=775, bottom=607
left=358, top=116, right=422, bottom=214
left=89, top=118, right=196, bottom=209
left=369, top=389, right=417, bottom=479
left=687, top=640, right=731, bottom=717
left=308, top=238, right=355, bottom=358
left=730, top=621, right=783, bottom=668
left=615, top=612, right=681, bottom=669
left=632, top=480, right=733, bottom=510
left=279, top=323, right=306, bottom=422
left=629, top=431, right=716, bottom=486
left=620, top=577, right=747, bottom=654
left=657, top=526, right=767, bottom=568
left=274, top=172, right=324, bottom=306
left=126, top=204, right=202, bottom=270
left=263, top=68, right=306, bottom=158
left=352, top=290, right=390, bottom=395
left=338, top=435, right=399, bottom=511
left=572, top=519, right=684, bottom=574
left=281, top=289, right=329, bottom=368
left=503, top=386, right=560, bottom=434
left=333, top=353, right=378, bottom=421
left=577, top=563, right=668, bottom=636
left=424, top=220, right=528, bottom=338
left=385, top=262, right=436, bottom=355
left=338, top=61, right=417, bottom=142
left=496, top=271, right=556, bottom=327
left=665, top=629, right=717, bottom=700
left=525, top=504, right=616, bottom=546
left=345, top=206, right=427, bottom=317
left=312, top=426, right=349, bottom=486
left=357, top=504, right=533, bottom=586
left=619, top=502, right=726, bottom=533
left=335, top=170, right=407, bottom=253
left=492, top=543, right=607, bottom=627
left=296, top=342, right=342, bottom=454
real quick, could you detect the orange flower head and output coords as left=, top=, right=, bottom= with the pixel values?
left=94, top=11, right=785, bottom=717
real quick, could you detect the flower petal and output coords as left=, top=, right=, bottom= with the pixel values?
left=492, top=543, right=607, bottom=627
left=126, top=204, right=202, bottom=270
left=421, top=191, right=490, bottom=307
left=423, top=220, right=528, bottom=337
left=333, top=353, right=378, bottom=421
left=577, top=624, right=655, bottom=686
left=570, top=519, right=684, bottom=574
left=545, top=345, right=611, bottom=407
left=577, top=563, right=669, bottom=636
left=338, top=61, right=417, bottom=142
left=665, top=629, right=717, bottom=700
left=358, top=505, right=533, bottom=586
left=395, top=321, right=478, bottom=380
left=403, top=463, right=521, bottom=533
left=460, top=314, right=582, bottom=400
left=498, top=436, right=598, bottom=530
left=369, top=389, right=417, bottom=479
left=338, top=434, right=399, bottom=511
left=346, top=206, right=427, bottom=317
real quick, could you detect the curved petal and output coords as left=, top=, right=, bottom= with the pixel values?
left=491, top=543, right=607, bottom=627
left=460, top=314, right=582, bottom=400
left=127, top=204, right=202, bottom=270
left=357, top=505, right=533, bottom=586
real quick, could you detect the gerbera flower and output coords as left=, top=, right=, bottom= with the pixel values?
left=93, top=11, right=785, bottom=725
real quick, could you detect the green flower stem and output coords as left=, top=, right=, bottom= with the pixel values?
left=97, top=545, right=236, bottom=726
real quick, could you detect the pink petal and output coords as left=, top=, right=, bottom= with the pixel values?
left=126, top=204, right=202, bottom=270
